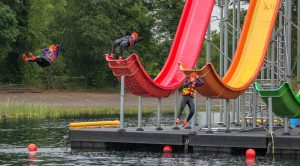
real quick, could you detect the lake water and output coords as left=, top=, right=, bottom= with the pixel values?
left=1, top=113, right=300, bottom=165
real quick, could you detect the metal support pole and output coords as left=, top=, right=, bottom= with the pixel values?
left=219, top=0, right=224, bottom=77
left=282, top=117, right=290, bottom=135
left=207, top=20, right=211, bottom=63
left=118, top=76, right=126, bottom=132
left=288, top=0, right=292, bottom=83
left=268, top=97, right=273, bottom=133
left=232, top=0, right=236, bottom=55
left=205, top=99, right=208, bottom=128
left=225, top=99, right=231, bottom=132
left=173, top=90, right=180, bottom=130
left=224, top=0, right=229, bottom=73
left=235, top=97, right=240, bottom=126
left=191, top=94, right=197, bottom=134
left=285, top=0, right=292, bottom=83
left=252, top=87, right=257, bottom=128
left=241, top=94, right=246, bottom=130
left=206, top=98, right=213, bottom=133
left=271, top=31, right=275, bottom=88
left=219, top=0, right=225, bottom=123
left=224, top=100, right=228, bottom=128
left=269, top=31, right=276, bottom=130
left=237, top=0, right=241, bottom=40
left=219, top=0, right=225, bottom=122
left=278, top=6, right=283, bottom=83
left=281, top=0, right=291, bottom=136
left=267, top=47, right=271, bottom=80
left=195, top=93, right=198, bottom=127
left=205, top=19, right=211, bottom=128
left=232, top=102, right=235, bottom=124
left=232, top=0, right=237, bottom=125
left=156, top=98, right=163, bottom=130
left=236, top=4, right=241, bottom=131
left=252, top=85, right=257, bottom=128
left=220, top=100, right=223, bottom=123
left=223, top=0, right=229, bottom=128
left=235, top=0, right=241, bottom=126
left=136, top=96, right=144, bottom=131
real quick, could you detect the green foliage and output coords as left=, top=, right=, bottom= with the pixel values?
left=2, top=0, right=299, bottom=90
left=59, top=0, right=157, bottom=88
left=0, top=0, right=30, bottom=84
left=0, top=101, right=174, bottom=119
left=0, top=2, right=19, bottom=60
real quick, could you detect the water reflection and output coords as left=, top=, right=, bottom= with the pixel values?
left=246, top=158, right=255, bottom=166
left=28, top=152, right=36, bottom=166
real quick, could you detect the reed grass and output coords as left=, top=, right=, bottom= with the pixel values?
left=0, top=101, right=175, bottom=120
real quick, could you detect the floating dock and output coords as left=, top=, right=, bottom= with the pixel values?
left=69, top=126, right=300, bottom=156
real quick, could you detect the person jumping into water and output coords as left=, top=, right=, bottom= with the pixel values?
left=22, top=44, right=61, bottom=68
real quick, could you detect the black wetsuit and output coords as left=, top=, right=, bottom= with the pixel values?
left=112, top=36, right=142, bottom=56
left=177, top=79, right=203, bottom=122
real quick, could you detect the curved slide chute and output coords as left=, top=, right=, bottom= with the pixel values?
left=106, top=0, right=215, bottom=97
left=255, top=82, right=300, bottom=118
left=181, top=0, right=280, bottom=99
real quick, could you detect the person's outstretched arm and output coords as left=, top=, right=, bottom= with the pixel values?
left=195, top=77, right=204, bottom=87
left=41, top=48, right=49, bottom=56
left=183, top=80, right=193, bottom=87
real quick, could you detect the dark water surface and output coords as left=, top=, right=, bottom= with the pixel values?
left=1, top=114, right=300, bottom=165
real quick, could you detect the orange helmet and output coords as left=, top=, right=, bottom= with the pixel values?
left=189, top=72, right=198, bottom=79
left=49, top=45, right=57, bottom=52
left=131, top=32, right=138, bottom=39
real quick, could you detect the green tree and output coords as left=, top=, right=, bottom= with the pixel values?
left=21, top=0, right=67, bottom=87
left=60, top=0, right=155, bottom=88
left=0, top=2, right=19, bottom=60
left=0, top=0, right=30, bottom=83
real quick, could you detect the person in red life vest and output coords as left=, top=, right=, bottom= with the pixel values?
left=176, top=72, right=204, bottom=128
left=22, top=44, right=61, bottom=68
left=110, top=31, right=142, bottom=60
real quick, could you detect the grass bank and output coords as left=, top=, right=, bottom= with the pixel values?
left=0, top=101, right=177, bottom=120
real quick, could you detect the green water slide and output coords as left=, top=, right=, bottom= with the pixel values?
left=254, top=82, right=300, bottom=118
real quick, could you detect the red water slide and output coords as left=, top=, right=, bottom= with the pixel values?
left=106, top=0, right=215, bottom=97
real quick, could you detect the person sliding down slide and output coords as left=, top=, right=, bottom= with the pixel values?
left=22, top=44, right=61, bottom=68
left=109, top=31, right=142, bottom=60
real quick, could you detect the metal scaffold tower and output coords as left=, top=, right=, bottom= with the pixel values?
left=204, top=0, right=299, bottom=131
left=122, top=0, right=300, bottom=133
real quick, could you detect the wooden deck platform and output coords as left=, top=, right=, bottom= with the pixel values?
left=69, top=126, right=300, bottom=156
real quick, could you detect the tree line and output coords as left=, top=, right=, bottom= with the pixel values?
left=0, top=0, right=298, bottom=90
left=0, top=0, right=186, bottom=89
